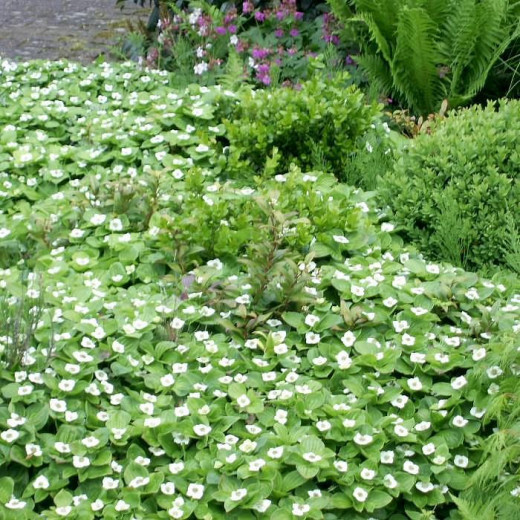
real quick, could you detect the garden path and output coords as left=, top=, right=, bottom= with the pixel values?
left=0, top=0, right=147, bottom=64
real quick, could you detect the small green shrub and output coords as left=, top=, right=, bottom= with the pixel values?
left=378, top=99, right=520, bottom=272
left=225, top=73, right=381, bottom=178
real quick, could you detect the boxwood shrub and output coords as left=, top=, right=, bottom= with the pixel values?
left=224, top=73, right=381, bottom=179
left=378, top=100, right=520, bottom=273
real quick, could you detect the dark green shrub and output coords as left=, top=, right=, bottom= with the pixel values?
left=225, top=73, right=381, bottom=178
left=379, top=99, right=520, bottom=272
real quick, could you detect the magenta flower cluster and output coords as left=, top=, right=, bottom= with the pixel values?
left=147, top=1, right=347, bottom=87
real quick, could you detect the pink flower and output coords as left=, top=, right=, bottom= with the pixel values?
left=254, top=12, right=266, bottom=22
left=290, top=28, right=299, bottom=37
left=243, top=1, right=254, bottom=14
left=215, top=26, right=227, bottom=35
left=274, top=28, right=284, bottom=38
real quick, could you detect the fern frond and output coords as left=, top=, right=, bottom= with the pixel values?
left=355, top=54, right=394, bottom=94
left=350, top=12, right=393, bottom=62
left=326, top=0, right=353, bottom=21
left=352, top=0, right=403, bottom=46
left=391, top=7, right=444, bottom=114
left=217, top=50, right=247, bottom=91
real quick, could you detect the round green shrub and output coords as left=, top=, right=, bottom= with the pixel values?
left=225, top=73, right=381, bottom=179
left=379, top=99, right=520, bottom=272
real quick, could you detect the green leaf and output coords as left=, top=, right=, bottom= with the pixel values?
left=282, top=471, right=308, bottom=492
left=0, top=477, right=14, bottom=503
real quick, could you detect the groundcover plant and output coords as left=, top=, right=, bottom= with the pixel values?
left=0, top=58, right=519, bottom=519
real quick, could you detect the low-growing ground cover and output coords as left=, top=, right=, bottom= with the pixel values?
left=0, top=59, right=519, bottom=520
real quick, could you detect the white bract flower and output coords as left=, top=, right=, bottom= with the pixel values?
left=186, top=483, right=205, bottom=500
left=230, top=488, right=248, bottom=502
left=292, top=504, right=311, bottom=517
left=353, top=487, right=368, bottom=502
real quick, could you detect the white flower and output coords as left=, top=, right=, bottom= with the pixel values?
left=5, top=497, right=26, bottom=510
left=391, top=395, right=409, bottom=409
left=54, top=442, right=71, bottom=454
left=49, top=398, right=67, bottom=412
left=239, top=439, right=257, bottom=453
left=353, top=487, right=368, bottom=503
left=302, top=452, right=322, bottom=463
left=161, top=482, right=176, bottom=495
left=194, top=62, right=208, bottom=75
left=470, top=407, right=486, bottom=419
left=394, top=424, right=409, bottom=437
left=472, top=347, right=487, bottom=361
left=353, top=433, right=373, bottom=445
left=249, top=458, right=266, bottom=471
left=333, top=460, right=348, bottom=473
left=380, top=451, right=394, bottom=464
left=422, top=443, right=436, bottom=455
left=316, top=420, right=331, bottom=432
left=115, top=500, right=130, bottom=512
left=336, top=351, right=352, bottom=370
left=273, top=342, right=289, bottom=355
left=73, top=455, right=90, bottom=468
left=186, top=483, right=205, bottom=500
left=351, top=285, right=365, bottom=296
left=486, top=366, right=503, bottom=379
left=454, top=455, right=469, bottom=468
left=305, top=314, right=321, bottom=326
left=90, top=214, right=106, bottom=226
left=414, top=421, right=431, bottom=432
left=333, top=235, right=349, bottom=244
left=33, top=475, right=50, bottom=489
left=102, top=477, right=119, bottom=490
left=129, top=476, right=150, bottom=488
left=381, top=222, right=394, bottom=232
left=26, top=443, right=42, bottom=457
left=292, top=503, right=311, bottom=516
left=408, top=377, right=423, bottom=390
left=360, top=468, right=376, bottom=480
left=403, top=460, right=419, bottom=474
left=383, top=297, right=398, bottom=307
left=393, top=320, right=409, bottom=333
left=91, top=499, right=104, bottom=511
left=193, top=424, right=212, bottom=436
left=451, top=376, right=468, bottom=390
left=267, top=447, right=284, bottom=459
left=237, top=394, right=251, bottom=408
left=306, top=332, right=321, bottom=344
left=452, top=415, right=468, bottom=428
left=170, top=318, right=185, bottom=330
left=416, top=482, right=434, bottom=493
left=410, top=352, right=426, bottom=364
left=230, top=488, right=248, bottom=502
left=81, top=436, right=100, bottom=448
left=402, top=333, right=416, bottom=346
left=169, top=461, right=185, bottom=474
left=342, top=418, right=356, bottom=428
left=383, top=474, right=398, bottom=489
left=1, top=429, right=20, bottom=443
left=144, top=417, right=162, bottom=428
left=312, top=356, right=327, bottom=366
left=341, top=331, right=356, bottom=347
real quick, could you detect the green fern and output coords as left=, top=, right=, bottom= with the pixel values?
left=392, top=7, right=444, bottom=114
left=217, top=50, right=247, bottom=91
left=328, top=0, right=520, bottom=114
